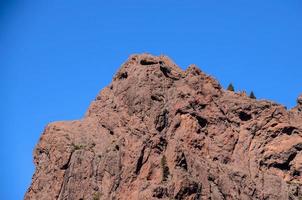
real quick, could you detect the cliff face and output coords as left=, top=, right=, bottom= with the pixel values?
left=26, top=54, right=302, bottom=200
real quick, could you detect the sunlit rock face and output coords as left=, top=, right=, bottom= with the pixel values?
left=26, top=54, right=302, bottom=200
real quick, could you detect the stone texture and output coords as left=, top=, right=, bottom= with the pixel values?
left=25, top=54, right=302, bottom=200
left=298, top=95, right=302, bottom=104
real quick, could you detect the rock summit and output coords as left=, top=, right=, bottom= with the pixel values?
left=26, top=54, right=302, bottom=200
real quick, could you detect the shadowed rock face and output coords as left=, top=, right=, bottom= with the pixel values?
left=25, top=54, right=302, bottom=200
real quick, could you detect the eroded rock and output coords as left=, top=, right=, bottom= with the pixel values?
left=25, top=54, right=302, bottom=200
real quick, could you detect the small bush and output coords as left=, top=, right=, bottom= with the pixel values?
left=71, top=143, right=85, bottom=151
left=249, top=91, right=256, bottom=99
left=161, top=155, right=170, bottom=182
left=227, top=83, right=234, bottom=91
left=92, top=192, right=101, bottom=200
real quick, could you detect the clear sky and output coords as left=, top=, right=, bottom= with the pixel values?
left=1, top=1, right=302, bottom=199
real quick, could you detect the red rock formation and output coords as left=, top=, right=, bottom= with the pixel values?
left=25, top=54, right=302, bottom=200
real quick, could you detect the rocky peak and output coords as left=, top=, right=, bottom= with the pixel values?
left=26, top=54, right=302, bottom=200
left=291, top=94, right=302, bottom=114
left=298, top=94, right=302, bottom=107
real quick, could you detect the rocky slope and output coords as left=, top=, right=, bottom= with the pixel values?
left=25, top=54, right=302, bottom=200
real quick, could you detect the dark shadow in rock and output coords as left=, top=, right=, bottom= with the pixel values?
left=175, top=182, right=201, bottom=200
left=175, top=152, right=188, bottom=171
left=140, top=59, right=159, bottom=65
left=239, top=111, right=252, bottom=121
left=155, top=110, right=168, bottom=132
left=155, top=137, right=168, bottom=153
left=135, top=146, right=145, bottom=175
left=191, top=113, right=208, bottom=129
left=160, top=66, right=179, bottom=80
left=153, top=187, right=168, bottom=199
left=281, top=126, right=296, bottom=135
left=270, top=152, right=297, bottom=171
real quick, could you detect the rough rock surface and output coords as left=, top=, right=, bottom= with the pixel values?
left=26, top=54, right=302, bottom=200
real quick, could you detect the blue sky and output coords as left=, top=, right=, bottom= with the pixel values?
left=1, top=1, right=302, bottom=199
